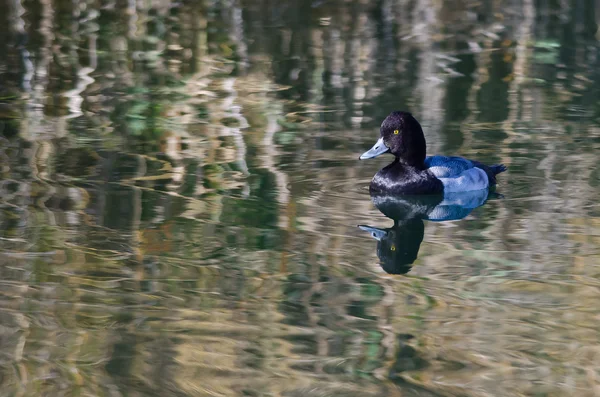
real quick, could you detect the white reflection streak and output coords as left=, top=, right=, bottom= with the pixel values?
left=413, top=0, right=444, bottom=154
left=12, top=0, right=33, bottom=92
left=20, top=0, right=53, bottom=142
left=230, top=0, right=248, bottom=71
left=10, top=0, right=25, bottom=32
left=65, top=34, right=97, bottom=119
left=222, top=78, right=250, bottom=196
left=22, top=49, right=33, bottom=92
left=506, top=0, right=535, bottom=124
left=263, top=109, right=290, bottom=230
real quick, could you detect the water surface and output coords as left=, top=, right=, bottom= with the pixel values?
left=1, top=1, right=600, bottom=396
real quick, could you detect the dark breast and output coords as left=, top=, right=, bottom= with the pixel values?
left=370, top=162, right=444, bottom=195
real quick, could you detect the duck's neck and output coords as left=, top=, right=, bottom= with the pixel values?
left=393, top=156, right=426, bottom=170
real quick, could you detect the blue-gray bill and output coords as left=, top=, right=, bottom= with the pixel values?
left=359, top=137, right=388, bottom=159
left=358, top=225, right=388, bottom=241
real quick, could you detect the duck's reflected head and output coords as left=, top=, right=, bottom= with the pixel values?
left=359, top=219, right=424, bottom=275
left=359, top=225, right=387, bottom=241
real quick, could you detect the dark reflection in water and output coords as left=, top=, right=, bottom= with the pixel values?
left=360, top=190, right=491, bottom=274
left=1, top=0, right=600, bottom=396
left=360, top=218, right=424, bottom=275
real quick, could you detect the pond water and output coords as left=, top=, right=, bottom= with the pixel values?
left=1, top=1, right=600, bottom=396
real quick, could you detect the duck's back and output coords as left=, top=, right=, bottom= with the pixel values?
left=425, top=155, right=505, bottom=191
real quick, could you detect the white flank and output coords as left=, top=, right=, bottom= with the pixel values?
left=438, top=167, right=489, bottom=192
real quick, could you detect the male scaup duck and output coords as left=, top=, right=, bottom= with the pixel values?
left=360, top=111, right=507, bottom=195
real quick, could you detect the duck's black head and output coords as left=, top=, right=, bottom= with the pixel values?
left=359, top=111, right=426, bottom=167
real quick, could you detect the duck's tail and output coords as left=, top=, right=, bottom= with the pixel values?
left=490, top=164, right=507, bottom=175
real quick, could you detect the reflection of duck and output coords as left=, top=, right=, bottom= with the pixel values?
left=359, top=111, right=506, bottom=195
left=359, top=189, right=491, bottom=274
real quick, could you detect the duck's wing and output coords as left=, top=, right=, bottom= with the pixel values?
left=424, top=156, right=489, bottom=192
left=424, top=156, right=475, bottom=178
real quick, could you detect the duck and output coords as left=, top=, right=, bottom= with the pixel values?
left=359, top=111, right=507, bottom=195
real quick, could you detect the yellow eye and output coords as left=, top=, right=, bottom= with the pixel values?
left=393, top=130, right=399, bottom=134
left=391, top=245, right=396, bottom=251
